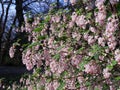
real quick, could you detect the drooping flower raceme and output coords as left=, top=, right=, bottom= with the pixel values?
left=105, top=15, right=118, bottom=50
left=114, top=49, right=120, bottom=64
left=95, top=0, right=106, bottom=25
left=9, top=45, right=16, bottom=58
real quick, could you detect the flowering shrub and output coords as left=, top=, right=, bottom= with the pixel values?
left=9, top=0, right=120, bottom=89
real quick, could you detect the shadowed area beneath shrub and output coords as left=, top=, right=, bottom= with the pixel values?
left=0, top=66, right=32, bottom=77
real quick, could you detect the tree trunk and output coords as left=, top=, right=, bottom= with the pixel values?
left=16, top=0, right=24, bottom=27
left=56, top=0, right=59, bottom=9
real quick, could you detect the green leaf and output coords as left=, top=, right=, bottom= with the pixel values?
left=27, top=42, right=40, bottom=48
left=79, top=60, right=87, bottom=71
left=56, top=46, right=64, bottom=51
left=57, top=80, right=65, bottom=90
left=76, top=9, right=82, bottom=15
left=86, top=12, right=92, bottom=19
left=75, top=81, right=80, bottom=88
left=111, top=60, right=117, bottom=66
left=38, top=35, right=47, bottom=40
left=59, top=35, right=67, bottom=41
left=107, top=65, right=113, bottom=70
left=46, top=78, right=52, bottom=83
left=85, top=81, right=91, bottom=86
left=61, top=71, right=68, bottom=77
left=76, top=47, right=85, bottom=54
left=94, top=54, right=99, bottom=60
left=45, top=16, right=50, bottom=22
left=115, top=76, right=120, bottom=81
left=116, top=4, right=120, bottom=16
left=90, top=44, right=102, bottom=55
left=53, top=54, right=60, bottom=61
left=107, top=60, right=117, bottom=70
left=95, top=88, right=99, bottom=90
left=33, top=27, right=42, bottom=32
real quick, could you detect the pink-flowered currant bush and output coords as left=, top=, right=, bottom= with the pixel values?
left=9, top=0, right=120, bottom=89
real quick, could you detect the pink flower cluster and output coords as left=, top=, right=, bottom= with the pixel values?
left=65, top=78, right=76, bottom=89
left=114, top=49, right=120, bottom=64
left=51, top=16, right=61, bottom=23
left=22, top=48, right=42, bottom=70
left=49, top=56, right=68, bottom=76
left=71, top=12, right=88, bottom=29
left=45, top=80, right=59, bottom=90
left=98, top=37, right=105, bottom=47
left=84, top=61, right=100, bottom=75
left=76, top=15, right=88, bottom=29
left=83, top=33, right=96, bottom=45
left=110, top=0, right=119, bottom=5
left=105, top=15, right=118, bottom=50
left=95, top=0, right=106, bottom=25
left=71, top=55, right=82, bottom=68
left=9, top=45, right=16, bottom=58
left=103, top=68, right=111, bottom=79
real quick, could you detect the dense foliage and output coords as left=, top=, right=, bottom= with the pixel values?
left=9, top=0, right=120, bottom=89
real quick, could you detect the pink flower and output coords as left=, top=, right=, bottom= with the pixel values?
left=95, top=0, right=106, bottom=25
left=107, top=41, right=117, bottom=50
left=84, top=61, right=100, bottom=75
left=115, top=56, right=120, bottom=64
left=77, top=76, right=85, bottom=84
left=115, top=49, right=120, bottom=55
left=99, top=55, right=104, bottom=61
left=50, top=60, right=58, bottom=73
left=83, top=33, right=89, bottom=41
left=9, top=45, right=16, bottom=58
left=68, top=21, right=74, bottom=28
left=51, top=16, right=60, bottom=23
left=71, top=55, right=82, bottom=68
left=98, top=37, right=105, bottom=46
left=75, top=15, right=88, bottom=29
left=53, top=81, right=59, bottom=90
left=71, top=12, right=77, bottom=22
left=88, top=36, right=96, bottom=45
left=70, top=0, right=76, bottom=5
left=89, top=27, right=96, bottom=33
left=65, top=78, right=76, bottom=89
left=103, top=68, right=111, bottom=78
left=110, top=0, right=119, bottom=5
left=95, top=11, right=106, bottom=25
left=26, top=62, right=34, bottom=71
left=95, top=0, right=105, bottom=9
left=45, top=82, right=54, bottom=90
left=105, top=49, right=109, bottom=53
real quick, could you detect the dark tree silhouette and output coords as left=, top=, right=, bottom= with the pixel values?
left=16, top=0, right=24, bottom=27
